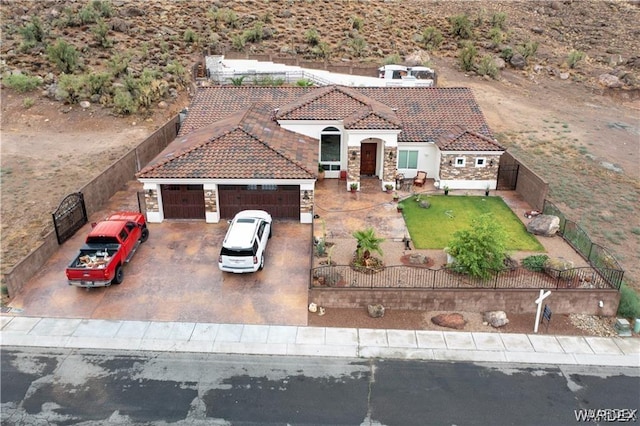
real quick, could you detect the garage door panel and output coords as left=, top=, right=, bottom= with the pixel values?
left=219, top=185, right=299, bottom=219
left=161, top=185, right=205, bottom=219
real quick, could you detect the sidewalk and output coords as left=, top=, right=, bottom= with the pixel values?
left=2, top=316, right=638, bottom=367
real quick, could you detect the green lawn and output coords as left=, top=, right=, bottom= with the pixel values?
left=400, top=195, right=545, bottom=251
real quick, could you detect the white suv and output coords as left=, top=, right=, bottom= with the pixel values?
left=218, top=210, right=272, bottom=273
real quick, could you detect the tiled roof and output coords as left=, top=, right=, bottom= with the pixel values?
left=180, top=86, right=494, bottom=143
left=435, top=125, right=504, bottom=151
left=137, top=103, right=318, bottom=179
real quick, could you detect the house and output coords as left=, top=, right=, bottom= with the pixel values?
left=137, top=85, right=504, bottom=224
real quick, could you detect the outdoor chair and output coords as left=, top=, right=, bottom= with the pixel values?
left=413, top=171, right=427, bottom=187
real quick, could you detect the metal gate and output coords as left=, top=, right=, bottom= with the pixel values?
left=496, top=164, right=519, bottom=190
left=52, top=192, right=88, bottom=244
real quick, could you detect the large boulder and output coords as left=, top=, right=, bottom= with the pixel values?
left=483, top=311, right=509, bottom=328
left=526, top=215, right=560, bottom=236
left=431, top=313, right=466, bottom=330
left=367, top=304, right=385, bottom=318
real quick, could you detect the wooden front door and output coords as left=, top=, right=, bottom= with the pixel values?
left=360, top=143, right=377, bottom=176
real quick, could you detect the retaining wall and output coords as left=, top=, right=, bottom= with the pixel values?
left=309, top=287, right=620, bottom=316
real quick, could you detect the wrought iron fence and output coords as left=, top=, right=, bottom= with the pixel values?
left=543, top=200, right=624, bottom=289
left=310, top=265, right=616, bottom=291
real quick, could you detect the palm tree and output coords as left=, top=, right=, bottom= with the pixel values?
left=352, top=228, right=384, bottom=262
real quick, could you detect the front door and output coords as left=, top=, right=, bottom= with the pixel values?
left=360, top=143, right=377, bottom=176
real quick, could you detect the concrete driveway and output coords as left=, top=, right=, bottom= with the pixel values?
left=8, top=185, right=312, bottom=326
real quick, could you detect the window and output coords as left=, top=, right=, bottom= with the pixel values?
left=475, top=158, right=486, bottom=167
left=320, top=127, right=341, bottom=163
left=398, top=150, right=418, bottom=169
left=455, top=157, right=466, bottom=167
left=119, top=229, right=129, bottom=242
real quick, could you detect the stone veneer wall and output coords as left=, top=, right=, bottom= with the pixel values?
left=309, top=288, right=620, bottom=316
left=439, top=154, right=501, bottom=181
left=383, top=147, right=397, bottom=183
left=204, top=189, right=217, bottom=213
left=145, top=189, right=159, bottom=213
left=300, top=189, right=314, bottom=214
left=347, top=148, right=361, bottom=187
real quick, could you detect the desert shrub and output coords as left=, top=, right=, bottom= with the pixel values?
left=477, top=54, right=499, bottom=79
left=617, top=283, right=640, bottom=319
left=230, top=76, right=246, bottom=86
left=107, top=52, right=130, bottom=77
left=57, top=74, right=86, bottom=104
left=183, top=28, right=199, bottom=43
left=488, top=27, right=504, bottom=47
left=348, top=36, right=368, bottom=57
left=79, top=4, right=99, bottom=25
left=491, top=12, right=507, bottom=30
left=47, top=40, right=80, bottom=73
left=522, top=254, right=549, bottom=272
left=304, top=28, right=320, bottom=45
left=458, top=41, right=477, bottom=71
left=217, top=8, right=238, bottom=28
left=350, top=15, right=364, bottom=31
left=3, top=73, right=41, bottom=92
left=231, top=34, right=246, bottom=51
left=567, top=50, right=586, bottom=69
left=449, top=14, right=474, bottom=39
left=517, top=40, right=539, bottom=60
left=112, top=88, right=137, bottom=114
left=57, top=6, right=81, bottom=28
left=446, top=213, right=508, bottom=280
left=92, top=19, right=113, bottom=47
left=92, top=0, right=113, bottom=18
left=252, top=75, right=284, bottom=86
left=19, top=16, right=47, bottom=44
left=23, top=97, right=35, bottom=108
left=312, top=41, right=331, bottom=59
left=421, top=27, right=443, bottom=51
left=86, top=72, right=111, bottom=95
left=296, top=79, right=314, bottom=87
left=243, top=22, right=264, bottom=43
left=383, top=53, right=402, bottom=65
left=500, top=46, right=514, bottom=62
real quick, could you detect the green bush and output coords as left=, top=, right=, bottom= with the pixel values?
left=243, top=22, right=264, bottom=43
left=3, top=73, right=41, bottom=92
left=113, top=88, right=137, bottom=114
left=567, top=50, right=586, bottom=69
left=296, top=79, right=314, bottom=87
left=488, top=27, right=504, bottom=47
left=522, top=254, right=549, bottom=272
left=107, top=52, right=130, bottom=77
left=57, top=74, right=86, bottom=103
left=79, top=4, right=99, bottom=25
left=446, top=213, right=508, bottom=280
left=231, top=34, right=246, bottom=51
left=617, top=283, right=640, bottom=319
left=500, top=46, right=514, bottom=62
left=183, top=28, right=199, bottom=43
left=304, top=28, right=320, bottom=46
left=87, top=72, right=111, bottom=95
left=311, top=41, right=331, bottom=59
left=477, top=54, right=499, bottom=79
left=491, top=12, right=507, bottom=30
left=421, top=27, right=443, bottom=51
left=348, top=36, right=367, bottom=57
left=517, top=40, right=539, bottom=60
left=92, top=19, right=113, bottom=47
left=47, top=40, right=80, bottom=73
left=92, top=0, right=113, bottom=18
left=23, top=97, right=35, bottom=109
left=458, top=41, right=477, bottom=71
left=19, top=16, right=46, bottom=43
left=449, top=14, right=474, bottom=39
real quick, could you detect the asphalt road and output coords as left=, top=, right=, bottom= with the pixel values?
left=2, top=347, right=638, bottom=425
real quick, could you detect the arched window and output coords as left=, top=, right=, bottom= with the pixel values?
left=320, top=126, right=341, bottom=173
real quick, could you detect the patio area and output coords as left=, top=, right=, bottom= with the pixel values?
left=312, top=177, right=590, bottom=270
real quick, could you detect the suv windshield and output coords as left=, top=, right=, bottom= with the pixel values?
left=220, top=246, right=255, bottom=257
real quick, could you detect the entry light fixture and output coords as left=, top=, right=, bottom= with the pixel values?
left=489, top=159, right=494, bottom=167
left=303, top=190, right=310, bottom=200
left=448, top=160, right=452, bottom=166
left=351, top=150, right=357, bottom=159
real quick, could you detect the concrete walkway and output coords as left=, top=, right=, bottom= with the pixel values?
left=2, top=316, right=638, bottom=367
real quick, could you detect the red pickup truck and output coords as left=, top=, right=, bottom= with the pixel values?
left=66, top=212, right=149, bottom=288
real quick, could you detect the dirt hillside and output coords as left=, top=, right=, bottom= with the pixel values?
left=1, top=1, right=639, bottom=295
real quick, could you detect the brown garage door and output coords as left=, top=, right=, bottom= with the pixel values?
left=218, top=185, right=300, bottom=219
left=161, top=184, right=205, bottom=219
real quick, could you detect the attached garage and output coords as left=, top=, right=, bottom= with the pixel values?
left=161, top=184, right=205, bottom=219
left=218, top=184, right=300, bottom=219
